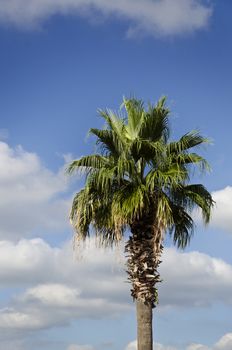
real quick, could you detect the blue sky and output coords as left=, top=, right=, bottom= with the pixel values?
left=0, top=1, right=232, bottom=349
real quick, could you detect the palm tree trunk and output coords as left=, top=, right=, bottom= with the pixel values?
left=125, top=218, right=163, bottom=350
left=136, top=299, right=153, bottom=350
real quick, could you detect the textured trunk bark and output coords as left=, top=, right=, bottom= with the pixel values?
left=125, top=226, right=162, bottom=307
left=137, top=299, right=153, bottom=350
left=125, top=216, right=163, bottom=350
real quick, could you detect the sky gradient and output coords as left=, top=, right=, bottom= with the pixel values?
left=0, top=1, right=232, bottom=349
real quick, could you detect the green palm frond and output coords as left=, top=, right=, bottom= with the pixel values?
left=112, top=182, right=150, bottom=222
left=168, top=131, right=209, bottom=154
left=130, top=139, right=165, bottom=164
left=182, top=184, right=214, bottom=223
left=67, top=154, right=111, bottom=174
left=123, top=98, right=145, bottom=140
left=86, top=168, right=116, bottom=194
left=139, top=97, right=170, bottom=142
left=89, top=128, right=119, bottom=156
left=98, top=109, right=127, bottom=152
left=156, top=192, right=173, bottom=227
left=169, top=204, right=195, bottom=249
left=145, top=164, right=188, bottom=192
left=172, top=152, right=210, bottom=171
left=169, top=184, right=214, bottom=224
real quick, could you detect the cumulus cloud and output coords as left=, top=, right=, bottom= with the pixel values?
left=0, top=239, right=130, bottom=332
left=0, top=141, right=71, bottom=239
left=159, top=248, right=232, bottom=308
left=155, top=344, right=177, bottom=350
left=21, top=283, right=82, bottom=307
left=126, top=333, right=232, bottom=350
left=211, top=186, right=232, bottom=234
left=2, top=239, right=232, bottom=309
left=214, top=333, right=232, bottom=350
left=185, top=333, right=232, bottom=350
left=125, top=341, right=137, bottom=350
left=187, top=344, right=210, bottom=350
left=67, top=345, right=95, bottom=350
left=0, top=238, right=128, bottom=299
left=0, top=278, right=130, bottom=330
left=0, top=0, right=212, bottom=37
left=0, top=239, right=59, bottom=286
left=125, top=340, right=176, bottom=350
left=0, top=238, right=232, bottom=335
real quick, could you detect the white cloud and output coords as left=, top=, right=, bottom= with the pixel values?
left=0, top=233, right=231, bottom=350
left=125, top=340, right=177, bottom=350
left=184, top=333, right=232, bottom=350
left=155, top=344, right=177, bottom=350
left=67, top=345, right=95, bottom=350
left=0, top=141, right=71, bottom=239
left=0, top=308, right=47, bottom=330
left=0, top=238, right=232, bottom=335
left=0, top=282, right=130, bottom=331
left=159, top=248, right=232, bottom=308
left=126, top=333, right=232, bottom=350
left=0, top=0, right=212, bottom=37
left=0, top=239, right=130, bottom=332
left=211, top=186, right=232, bottom=234
left=2, top=238, right=232, bottom=310
left=0, top=238, right=129, bottom=300
left=214, top=333, right=232, bottom=350
left=187, top=344, right=210, bottom=350
left=21, top=284, right=81, bottom=307
left=0, top=239, right=59, bottom=285
left=2, top=333, right=231, bottom=350
left=125, top=341, right=137, bottom=350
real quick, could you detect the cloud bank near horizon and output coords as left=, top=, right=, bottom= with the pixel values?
left=0, top=0, right=212, bottom=37
left=0, top=238, right=232, bottom=335
left=126, top=333, right=232, bottom=350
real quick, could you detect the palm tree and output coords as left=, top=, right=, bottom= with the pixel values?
left=67, top=97, right=214, bottom=350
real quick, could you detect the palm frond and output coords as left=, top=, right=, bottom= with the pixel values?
left=123, top=98, right=145, bottom=140
left=182, top=184, right=214, bottom=223
left=70, top=189, right=93, bottom=238
left=112, top=183, right=149, bottom=222
left=138, top=97, right=170, bottom=142
left=156, top=192, right=173, bottom=227
left=145, top=165, right=188, bottom=192
left=67, top=154, right=111, bottom=174
left=172, top=152, right=210, bottom=172
left=98, top=109, right=127, bottom=150
left=89, top=128, right=119, bottom=156
left=169, top=204, right=195, bottom=249
left=130, top=139, right=165, bottom=164
left=168, top=131, right=209, bottom=154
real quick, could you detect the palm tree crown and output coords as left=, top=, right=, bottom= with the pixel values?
left=68, top=97, right=213, bottom=251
